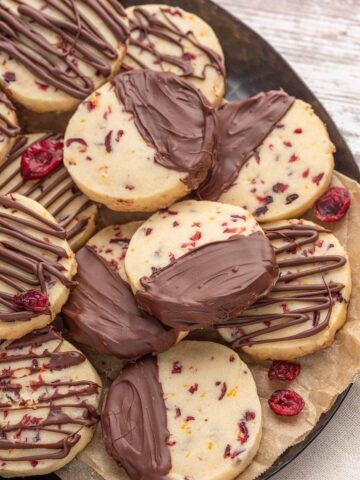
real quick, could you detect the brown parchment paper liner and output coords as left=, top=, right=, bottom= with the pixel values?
left=58, top=171, right=360, bottom=480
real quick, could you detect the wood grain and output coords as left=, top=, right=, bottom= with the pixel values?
left=213, top=0, right=360, bottom=164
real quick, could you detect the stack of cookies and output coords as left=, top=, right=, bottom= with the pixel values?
left=0, top=2, right=352, bottom=480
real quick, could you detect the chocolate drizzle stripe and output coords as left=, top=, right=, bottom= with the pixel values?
left=112, top=70, right=216, bottom=189
left=63, top=246, right=178, bottom=359
left=0, top=91, right=19, bottom=138
left=0, top=0, right=129, bottom=99
left=0, top=134, right=97, bottom=241
left=124, top=6, right=225, bottom=79
left=101, top=356, right=171, bottom=479
left=217, top=224, right=348, bottom=346
left=0, top=326, right=100, bottom=463
left=135, top=231, right=278, bottom=330
left=198, top=91, right=295, bottom=200
left=0, top=194, right=73, bottom=322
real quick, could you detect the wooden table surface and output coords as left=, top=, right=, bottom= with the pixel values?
left=213, top=0, right=360, bottom=165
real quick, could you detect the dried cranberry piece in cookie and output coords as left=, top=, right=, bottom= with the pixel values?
left=268, top=360, right=301, bottom=381
left=13, top=290, right=49, bottom=313
left=268, top=389, right=305, bottom=416
left=21, top=139, right=64, bottom=180
left=315, top=186, right=350, bottom=222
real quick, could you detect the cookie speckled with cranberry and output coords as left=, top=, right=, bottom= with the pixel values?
left=101, top=341, right=262, bottom=480
left=218, top=99, right=335, bottom=222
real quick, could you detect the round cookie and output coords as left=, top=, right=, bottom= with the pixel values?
left=0, top=134, right=99, bottom=251
left=102, top=341, right=262, bottom=480
left=86, top=221, right=143, bottom=281
left=63, top=222, right=183, bottom=359
left=125, top=200, right=278, bottom=329
left=219, top=219, right=351, bottom=360
left=0, top=326, right=101, bottom=477
left=0, top=193, right=77, bottom=339
left=0, top=0, right=129, bottom=113
left=124, top=4, right=226, bottom=106
left=64, top=70, right=215, bottom=212
left=0, top=91, right=19, bottom=165
left=198, top=92, right=335, bottom=222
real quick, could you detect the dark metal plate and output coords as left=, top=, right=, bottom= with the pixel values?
left=9, top=0, right=358, bottom=478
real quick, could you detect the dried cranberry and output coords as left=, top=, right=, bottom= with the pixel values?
left=268, top=389, right=305, bottom=416
left=268, top=361, right=301, bottom=381
left=315, top=187, right=350, bottom=222
left=13, top=290, right=49, bottom=313
left=190, top=231, right=202, bottom=241
left=188, top=383, right=198, bottom=394
left=21, top=139, right=63, bottom=180
left=237, top=421, right=249, bottom=444
left=183, top=52, right=196, bottom=61
left=105, top=130, right=113, bottom=153
left=272, top=182, right=288, bottom=193
left=254, top=206, right=268, bottom=217
left=224, top=444, right=231, bottom=458
left=171, top=361, right=182, bottom=374
left=285, top=193, right=299, bottom=205
left=312, top=172, right=325, bottom=185
left=244, top=411, right=256, bottom=421
left=4, top=72, right=16, bottom=83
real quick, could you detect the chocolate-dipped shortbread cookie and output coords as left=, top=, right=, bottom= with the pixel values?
left=125, top=200, right=278, bottom=330
left=124, top=4, right=226, bottom=106
left=102, top=341, right=262, bottom=480
left=219, top=219, right=351, bottom=360
left=63, top=222, right=182, bottom=359
left=199, top=91, right=335, bottom=222
left=64, top=70, right=216, bottom=212
left=0, top=326, right=101, bottom=477
left=0, top=91, right=19, bottom=165
left=0, top=134, right=98, bottom=251
left=0, top=0, right=129, bottom=113
left=0, top=193, right=76, bottom=340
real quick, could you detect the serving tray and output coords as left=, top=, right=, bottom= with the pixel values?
left=9, top=0, right=359, bottom=479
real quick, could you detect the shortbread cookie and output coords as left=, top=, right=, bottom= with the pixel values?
left=63, top=221, right=182, bottom=359
left=0, top=193, right=76, bottom=339
left=0, top=0, right=129, bottom=113
left=219, top=219, right=351, bottom=360
left=64, top=70, right=215, bottom=212
left=124, top=4, right=226, bottom=106
left=0, top=134, right=98, bottom=251
left=102, top=341, right=261, bottom=480
left=125, top=200, right=278, bottom=329
left=198, top=92, right=335, bottom=222
left=86, top=221, right=143, bottom=281
left=0, top=326, right=101, bottom=477
left=0, top=91, right=19, bottom=165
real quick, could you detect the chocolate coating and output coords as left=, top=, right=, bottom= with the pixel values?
left=63, top=246, right=178, bottom=359
left=0, top=1, right=129, bottom=100
left=135, top=232, right=278, bottom=330
left=113, top=70, right=216, bottom=189
left=198, top=91, right=295, bottom=200
left=101, top=356, right=171, bottom=480
left=218, top=224, right=348, bottom=346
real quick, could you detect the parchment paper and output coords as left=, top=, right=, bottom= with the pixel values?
left=58, top=171, right=360, bottom=480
